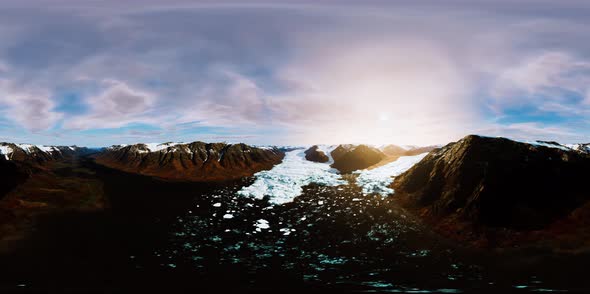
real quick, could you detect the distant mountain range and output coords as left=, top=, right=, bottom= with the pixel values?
left=94, top=142, right=284, bottom=181
left=304, top=143, right=439, bottom=173
left=0, top=143, right=95, bottom=163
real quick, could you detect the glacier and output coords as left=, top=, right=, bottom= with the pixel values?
left=237, top=147, right=346, bottom=204
left=354, top=153, right=428, bottom=196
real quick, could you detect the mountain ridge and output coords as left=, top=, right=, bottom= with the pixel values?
left=94, top=141, right=285, bottom=181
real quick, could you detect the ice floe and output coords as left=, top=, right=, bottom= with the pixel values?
left=255, top=219, right=270, bottom=231
left=237, top=148, right=346, bottom=204
left=354, top=153, right=428, bottom=196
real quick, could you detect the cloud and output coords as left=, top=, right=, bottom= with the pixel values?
left=0, top=77, right=62, bottom=131
left=0, top=1, right=590, bottom=145
left=175, top=68, right=271, bottom=127
left=491, top=52, right=590, bottom=105
left=64, top=79, right=156, bottom=130
left=476, top=122, right=584, bottom=143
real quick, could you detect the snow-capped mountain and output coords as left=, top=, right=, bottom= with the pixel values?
left=95, top=141, right=285, bottom=181
left=565, top=143, right=590, bottom=154
left=0, top=142, right=94, bottom=162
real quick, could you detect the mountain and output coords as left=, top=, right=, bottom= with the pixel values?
left=304, top=145, right=329, bottom=163
left=392, top=135, right=590, bottom=234
left=0, top=143, right=95, bottom=164
left=94, top=142, right=285, bottom=181
left=330, top=144, right=386, bottom=173
left=380, top=144, right=407, bottom=157
left=566, top=143, right=590, bottom=153
left=380, top=144, right=438, bottom=157
left=0, top=143, right=95, bottom=199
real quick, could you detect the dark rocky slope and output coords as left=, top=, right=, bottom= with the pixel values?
left=0, top=159, right=29, bottom=200
left=392, top=135, right=590, bottom=232
left=304, top=145, right=329, bottom=163
left=0, top=143, right=95, bottom=199
left=94, top=142, right=284, bottom=181
left=330, top=144, right=386, bottom=173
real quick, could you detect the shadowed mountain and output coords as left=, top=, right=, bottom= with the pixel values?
left=330, top=144, right=386, bottom=173
left=0, top=143, right=96, bottom=199
left=392, top=135, right=590, bottom=233
left=94, top=142, right=284, bottom=181
left=304, top=145, right=329, bottom=163
left=0, top=159, right=29, bottom=200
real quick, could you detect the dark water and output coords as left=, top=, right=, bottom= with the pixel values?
left=0, top=158, right=588, bottom=293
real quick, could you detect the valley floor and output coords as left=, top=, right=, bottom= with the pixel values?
left=0, top=158, right=588, bottom=293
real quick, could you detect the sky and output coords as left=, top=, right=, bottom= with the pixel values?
left=0, top=0, right=590, bottom=147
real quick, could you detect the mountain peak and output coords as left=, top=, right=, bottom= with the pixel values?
left=393, top=134, right=590, bottom=231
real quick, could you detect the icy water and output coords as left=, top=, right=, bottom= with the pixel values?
left=0, top=158, right=588, bottom=293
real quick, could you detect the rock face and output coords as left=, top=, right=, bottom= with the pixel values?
left=330, top=144, right=386, bottom=173
left=94, top=142, right=285, bottom=181
left=304, top=145, right=329, bottom=163
left=392, top=135, right=590, bottom=230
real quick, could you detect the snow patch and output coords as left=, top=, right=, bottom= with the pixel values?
left=279, top=228, right=295, bottom=236
left=0, top=145, right=13, bottom=160
left=16, top=144, right=35, bottom=153
left=237, top=149, right=345, bottom=204
left=529, top=141, right=571, bottom=151
left=36, top=145, right=58, bottom=153
left=354, top=153, right=428, bottom=196
left=144, top=142, right=180, bottom=152
left=566, top=143, right=590, bottom=154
